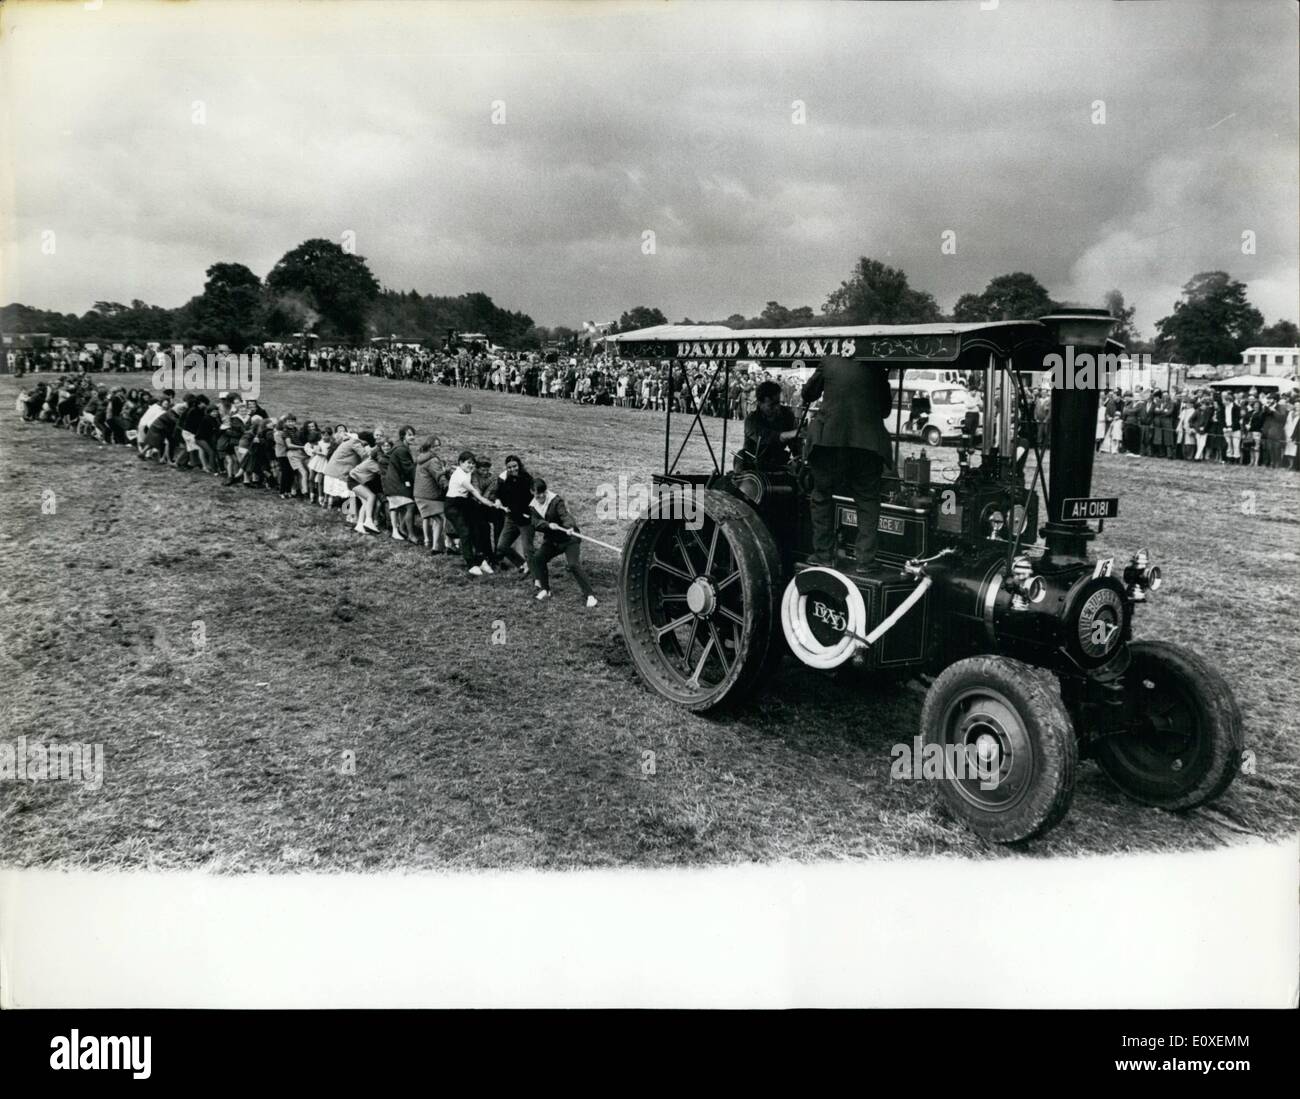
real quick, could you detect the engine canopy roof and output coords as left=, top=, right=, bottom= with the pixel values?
left=605, top=312, right=1120, bottom=366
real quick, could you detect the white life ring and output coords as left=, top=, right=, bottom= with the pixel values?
left=781, top=567, right=869, bottom=670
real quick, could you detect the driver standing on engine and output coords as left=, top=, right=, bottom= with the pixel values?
left=742, top=379, right=799, bottom=470
left=800, top=355, right=895, bottom=573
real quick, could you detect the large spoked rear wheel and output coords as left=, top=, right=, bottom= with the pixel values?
left=730, top=496, right=787, bottom=681
left=1092, top=640, right=1243, bottom=810
left=619, top=489, right=781, bottom=712
left=921, top=656, right=1077, bottom=843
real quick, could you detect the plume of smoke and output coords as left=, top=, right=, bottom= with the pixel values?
left=274, top=290, right=320, bottom=331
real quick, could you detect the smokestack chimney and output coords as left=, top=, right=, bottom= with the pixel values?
left=1037, top=308, right=1118, bottom=560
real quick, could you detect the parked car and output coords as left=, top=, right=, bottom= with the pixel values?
left=889, top=377, right=982, bottom=446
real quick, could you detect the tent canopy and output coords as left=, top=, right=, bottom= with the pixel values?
left=1209, top=375, right=1289, bottom=390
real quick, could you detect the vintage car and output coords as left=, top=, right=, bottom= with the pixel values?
left=889, top=376, right=982, bottom=446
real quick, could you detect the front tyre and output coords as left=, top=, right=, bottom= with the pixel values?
left=921, top=656, right=1077, bottom=843
left=1092, top=640, right=1243, bottom=810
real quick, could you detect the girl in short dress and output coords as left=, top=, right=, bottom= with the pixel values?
left=347, top=442, right=382, bottom=535
left=322, top=425, right=363, bottom=516
left=306, top=425, right=330, bottom=504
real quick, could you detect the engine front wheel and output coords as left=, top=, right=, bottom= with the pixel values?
left=921, top=656, right=1078, bottom=843
left=1091, top=640, right=1243, bottom=810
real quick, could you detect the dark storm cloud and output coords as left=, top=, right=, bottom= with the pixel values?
left=2, top=0, right=1295, bottom=336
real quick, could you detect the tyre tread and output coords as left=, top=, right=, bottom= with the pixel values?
left=921, top=655, right=1077, bottom=843
left=1093, top=640, right=1243, bottom=811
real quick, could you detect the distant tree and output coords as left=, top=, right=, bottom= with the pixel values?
left=756, top=301, right=816, bottom=328
left=131, top=301, right=183, bottom=342
left=1153, top=271, right=1263, bottom=364
left=760, top=301, right=792, bottom=327
left=952, top=272, right=1056, bottom=322
left=263, top=290, right=320, bottom=339
left=78, top=300, right=189, bottom=342
left=615, top=306, right=668, bottom=333
left=950, top=293, right=986, bottom=322
left=524, top=323, right=577, bottom=350
left=266, top=238, right=380, bottom=340
left=365, top=287, right=533, bottom=348
left=1104, top=289, right=1139, bottom=346
left=1259, top=319, right=1300, bottom=346
left=0, top=302, right=83, bottom=336
left=723, top=313, right=748, bottom=328
left=822, top=258, right=941, bottom=324
left=184, top=263, right=264, bottom=349
left=2, top=237, right=559, bottom=350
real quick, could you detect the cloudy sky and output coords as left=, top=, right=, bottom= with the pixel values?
left=2, top=0, right=1296, bottom=337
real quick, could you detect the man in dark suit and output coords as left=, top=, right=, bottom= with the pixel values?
left=1151, top=390, right=1173, bottom=458
left=1138, top=391, right=1156, bottom=456
left=800, top=355, right=894, bottom=572
left=1260, top=395, right=1287, bottom=468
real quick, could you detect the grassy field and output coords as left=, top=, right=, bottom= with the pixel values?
left=1, top=370, right=1296, bottom=870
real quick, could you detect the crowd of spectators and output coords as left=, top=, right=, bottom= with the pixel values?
left=269, top=343, right=810, bottom=419
left=10, top=342, right=1299, bottom=472
left=6, top=341, right=805, bottom=421
left=13, top=374, right=600, bottom=602
left=1095, top=384, right=1300, bottom=469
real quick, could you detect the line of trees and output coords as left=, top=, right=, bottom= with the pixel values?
left=1152, top=272, right=1297, bottom=364
left=616, top=258, right=1296, bottom=364
left=4, top=243, right=1295, bottom=363
left=0, top=238, right=542, bottom=352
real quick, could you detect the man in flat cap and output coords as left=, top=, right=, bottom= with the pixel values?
left=800, top=355, right=895, bottom=572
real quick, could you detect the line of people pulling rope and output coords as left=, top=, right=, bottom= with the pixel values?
left=16, top=376, right=600, bottom=606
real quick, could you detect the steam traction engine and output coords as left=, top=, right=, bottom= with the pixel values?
left=611, top=312, right=1242, bottom=842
